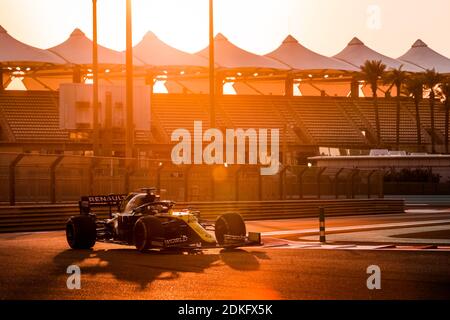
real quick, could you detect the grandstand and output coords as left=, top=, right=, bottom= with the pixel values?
left=1, top=24, right=450, bottom=204
left=0, top=91, right=67, bottom=149
left=1, top=90, right=448, bottom=156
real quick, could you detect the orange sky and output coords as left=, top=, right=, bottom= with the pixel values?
left=1, top=0, right=450, bottom=58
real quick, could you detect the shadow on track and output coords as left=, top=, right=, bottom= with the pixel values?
left=219, top=249, right=270, bottom=271
left=53, top=247, right=269, bottom=290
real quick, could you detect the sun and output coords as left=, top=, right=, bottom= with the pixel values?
left=141, top=0, right=210, bottom=52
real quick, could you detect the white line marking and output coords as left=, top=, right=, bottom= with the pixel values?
left=266, top=242, right=450, bottom=251
left=261, top=219, right=450, bottom=236
left=300, top=225, right=450, bottom=245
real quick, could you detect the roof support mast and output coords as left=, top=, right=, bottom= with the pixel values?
left=126, top=0, right=135, bottom=159
left=209, top=0, right=215, bottom=128
left=92, top=0, right=100, bottom=156
left=0, top=68, right=4, bottom=91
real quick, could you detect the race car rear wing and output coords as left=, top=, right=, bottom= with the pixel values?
left=79, top=194, right=127, bottom=217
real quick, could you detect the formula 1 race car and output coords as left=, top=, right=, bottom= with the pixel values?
left=66, top=188, right=262, bottom=252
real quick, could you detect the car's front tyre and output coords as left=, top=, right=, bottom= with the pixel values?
left=133, top=216, right=165, bottom=252
left=215, top=212, right=246, bottom=245
left=66, top=216, right=97, bottom=249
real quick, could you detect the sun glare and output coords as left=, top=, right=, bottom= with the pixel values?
left=153, top=80, right=169, bottom=94
left=6, top=77, right=27, bottom=91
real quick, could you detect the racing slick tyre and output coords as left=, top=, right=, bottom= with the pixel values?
left=66, top=216, right=97, bottom=249
left=215, top=213, right=246, bottom=245
left=133, top=216, right=165, bottom=252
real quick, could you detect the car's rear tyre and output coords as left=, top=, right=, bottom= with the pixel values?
left=66, top=216, right=97, bottom=249
left=134, top=216, right=165, bottom=252
left=215, top=213, right=246, bottom=245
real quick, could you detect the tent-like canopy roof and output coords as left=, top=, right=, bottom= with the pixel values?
left=266, top=35, right=358, bottom=73
left=334, top=37, right=423, bottom=72
left=134, top=31, right=208, bottom=70
left=0, top=25, right=65, bottom=67
left=197, top=33, right=289, bottom=72
left=398, top=40, right=450, bottom=74
left=49, top=28, right=142, bottom=67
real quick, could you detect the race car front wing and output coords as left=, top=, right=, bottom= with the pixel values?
left=150, top=232, right=263, bottom=249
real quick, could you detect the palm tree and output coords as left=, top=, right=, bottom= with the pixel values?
left=384, top=66, right=409, bottom=150
left=438, top=79, right=450, bottom=154
left=403, top=75, right=425, bottom=149
left=359, top=60, right=387, bottom=146
left=422, top=69, right=444, bottom=153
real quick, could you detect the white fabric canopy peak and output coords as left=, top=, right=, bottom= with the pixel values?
left=398, top=39, right=450, bottom=74
left=197, top=33, right=289, bottom=72
left=134, top=31, right=208, bottom=69
left=266, top=35, right=358, bottom=73
left=49, top=28, right=143, bottom=67
left=334, top=37, right=423, bottom=72
left=0, top=25, right=65, bottom=66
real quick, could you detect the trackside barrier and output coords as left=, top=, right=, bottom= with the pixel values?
left=0, top=199, right=405, bottom=233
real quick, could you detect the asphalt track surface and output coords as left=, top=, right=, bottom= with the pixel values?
left=1, top=210, right=450, bottom=300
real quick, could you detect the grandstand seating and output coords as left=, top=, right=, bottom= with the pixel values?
left=334, top=98, right=377, bottom=143
left=0, top=91, right=67, bottom=142
left=404, top=101, right=446, bottom=142
left=0, top=90, right=447, bottom=150
left=151, top=94, right=212, bottom=141
left=217, top=95, right=300, bottom=144
left=289, top=97, right=367, bottom=146
left=353, top=98, right=435, bottom=145
left=353, top=98, right=415, bottom=144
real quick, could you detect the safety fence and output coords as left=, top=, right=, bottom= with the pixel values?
left=0, top=199, right=405, bottom=233
left=0, top=153, right=385, bottom=205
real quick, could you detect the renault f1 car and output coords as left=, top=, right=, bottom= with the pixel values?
left=66, top=188, right=262, bottom=252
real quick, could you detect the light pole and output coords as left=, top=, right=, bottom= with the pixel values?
left=209, top=0, right=215, bottom=128
left=0, top=68, right=4, bottom=91
left=125, top=0, right=134, bottom=159
left=92, top=0, right=100, bottom=156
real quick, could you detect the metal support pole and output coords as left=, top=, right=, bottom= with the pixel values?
left=126, top=0, right=135, bottom=159
left=350, top=169, right=359, bottom=199
left=334, top=168, right=344, bottom=199
left=345, top=173, right=352, bottom=199
left=319, top=207, right=326, bottom=243
left=104, top=91, right=113, bottom=157
left=379, top=170, right=385, bottom=199
left=50, top=156, right=64, bottom=204
left=367, top=170, right=377, bottom=199
left=124, top=160, right=136, bottom=193
left=317, top=167, right=326, bottom=199
left=285, top=75, right=293, bottom=97
left=283, top=124, right=288, bottom=165
left=9, top=154, right=24, bottom=206
left=88, top=157, right=98, bottom=196
left=235, top=166, right=242, bottom=201
left=279, top=166, right=289, bottom=200
left=210, top=166, right=215, bottom=201
left=216, top=73, right=224, bottom=96
left=92, top=0, right=100, bottom=156
left=297, top=167, right=308, bottom=199
left=72, top=66, right=82, bottom=83
left=351, top=78, right=359, bottom=98
left=258, top=166, right=263, bottom=201
left=0, top=67, right=4, bottom=91
left=184, top=165, right=192, bottom=202
left=209, top=0, right=215, bottom=128
left=156, top=163, right=164, bottom=194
